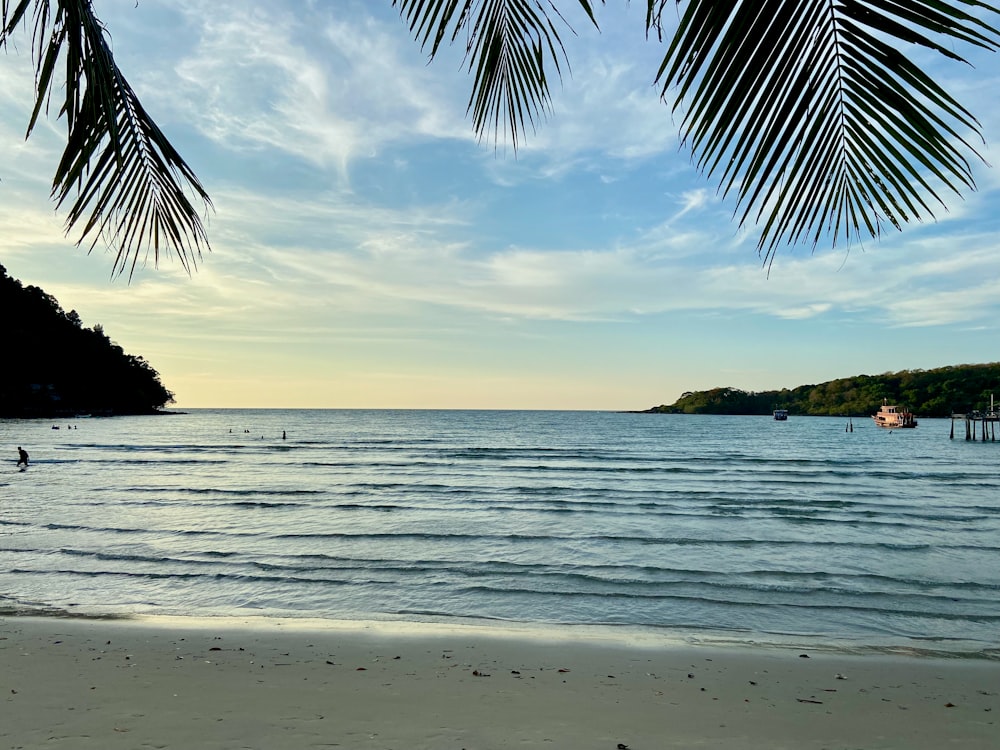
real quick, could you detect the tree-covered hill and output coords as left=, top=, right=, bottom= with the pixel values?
left=0, top=264, right=174, bottom=417
left=643, top=364, right=1000, bottom=418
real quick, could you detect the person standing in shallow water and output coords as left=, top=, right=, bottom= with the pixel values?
left=16, top=446, right=29, bottom=467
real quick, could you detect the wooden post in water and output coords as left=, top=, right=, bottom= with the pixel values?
left=966, top=417, right=972, bottom=441
left=950, top=418, right=954, bottom=439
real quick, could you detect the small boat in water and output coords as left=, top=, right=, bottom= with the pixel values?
left=773, top=408, right=788, bottom=421
left=872, top=399, right=917, bottom=429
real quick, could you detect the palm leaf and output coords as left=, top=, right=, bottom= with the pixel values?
left=2, top=0, right=211, bottom=279
left=651, top=0, right=1000, bottom=264
left=394, top=0, right=599, bottom=148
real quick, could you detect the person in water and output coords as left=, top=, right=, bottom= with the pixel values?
left=17, top=446, right=29, bottom=467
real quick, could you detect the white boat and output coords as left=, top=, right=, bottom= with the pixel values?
left=872, top=399, right=917, bottom=429
left=773, top=409, right=788, bottom=421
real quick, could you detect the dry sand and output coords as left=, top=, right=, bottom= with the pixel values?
left=2, top=616, right=997, bottom=749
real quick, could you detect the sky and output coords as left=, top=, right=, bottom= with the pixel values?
left=2, top=1, right=1000, bottom=410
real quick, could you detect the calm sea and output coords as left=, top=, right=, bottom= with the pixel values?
left=2, top=409, right=998, bottom=658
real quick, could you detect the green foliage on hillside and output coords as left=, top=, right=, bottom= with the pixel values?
left=0, top=264, right=174, bottom=417
left=645, top=364, right=1000, bottom=417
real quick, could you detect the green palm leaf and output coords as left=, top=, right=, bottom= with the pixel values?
left=2, top=0, right=211, bottom=279
left=651, top=0, right=1000, bottom=263
left=394, top=0, right=599, bottom=147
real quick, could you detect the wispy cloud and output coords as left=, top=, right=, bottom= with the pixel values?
left=133, top=1, right=473, bottom=182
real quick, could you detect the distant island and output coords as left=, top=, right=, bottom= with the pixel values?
left=641, top=363, right=1000, bottom=418
left=0, top=264, right=174, bottom=418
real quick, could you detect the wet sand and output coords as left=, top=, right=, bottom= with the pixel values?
left=2, top=616, right=997, bottom=749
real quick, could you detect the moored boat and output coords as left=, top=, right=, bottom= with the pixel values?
left=872, top=399, right=917, bottom=428
left=773, top=408, right=788, bottom=421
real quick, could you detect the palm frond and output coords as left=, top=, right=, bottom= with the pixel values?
left=394, top=0, right=599, bottom=148
left=651, top=0, right=1000, bottom=264
left=2, top=0, right=211, bottom=279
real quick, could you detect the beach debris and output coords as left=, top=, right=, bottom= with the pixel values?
left=472, top=670, right=490, bottom=677
left=799, top=654, right=810, bottom=659
left=796, top=698, right=823, bottom=704
left=749, top=681, right=757, bottom=686
left=355, top=667, right=367, bottom=671
left=945, top=702, right=956, bottom=708
left=558, top=668, right=570, bottom=673
left=617, top=744, right=630, bottom=749
left=511, top=670, right=521, bottom=675
left=835, top=673, right=847, bottom=680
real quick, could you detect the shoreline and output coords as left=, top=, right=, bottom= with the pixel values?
left=3, top=615, right=997, bottom=749
left=3, top=607, right=997, bottom=661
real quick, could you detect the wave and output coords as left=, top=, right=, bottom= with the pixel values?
left=4, top=409, right=999, bottom=653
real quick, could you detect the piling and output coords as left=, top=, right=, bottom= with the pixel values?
left=950, top=408, right=1000, bottom=442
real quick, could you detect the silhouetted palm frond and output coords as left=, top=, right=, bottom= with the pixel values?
left=394, top=0, right=599, bottom=148
left=2, top=0, right=211, bottom=279
left=652, top=1, right=1000, bottom=262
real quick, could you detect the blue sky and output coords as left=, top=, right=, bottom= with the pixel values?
left=2, top=1, right=999, bottom=409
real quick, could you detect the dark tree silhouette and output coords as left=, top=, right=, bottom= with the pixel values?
left=0, top=264, right=174, bottom=416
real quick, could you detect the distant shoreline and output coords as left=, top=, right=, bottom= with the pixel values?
left=0, top=409, right=186, bottom=419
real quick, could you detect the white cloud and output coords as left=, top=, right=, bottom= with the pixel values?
left=126, top=0, right=474, bottom=182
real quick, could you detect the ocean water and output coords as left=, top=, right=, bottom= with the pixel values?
left=1, top=409, right=998, bottom=658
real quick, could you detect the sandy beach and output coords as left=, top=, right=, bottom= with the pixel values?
left=1, top=616, right=996, bottom=749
